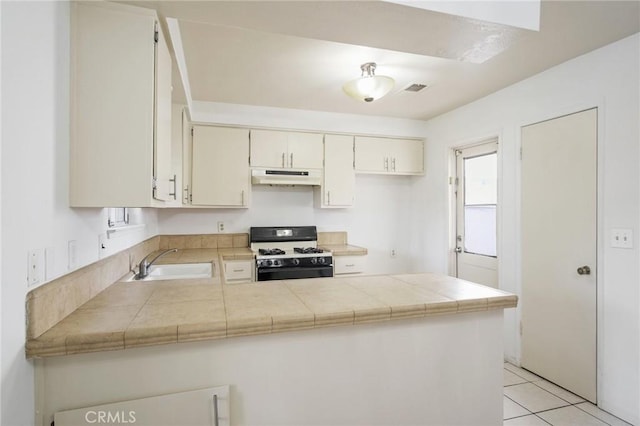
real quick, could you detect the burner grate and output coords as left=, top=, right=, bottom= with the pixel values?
left=259, top=248, right=286, bottom=256
left=294, top=247, right=324, bottom=254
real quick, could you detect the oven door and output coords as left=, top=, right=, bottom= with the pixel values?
left=257, top=266, right=333, bottom=281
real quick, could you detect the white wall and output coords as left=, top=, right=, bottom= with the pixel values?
left=0, top=3, right=158, bottom=425
left=417, top=33, right=640, bottom=424
left=160, top=103, right=429, bottom=275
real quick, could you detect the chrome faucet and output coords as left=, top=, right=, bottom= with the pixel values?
left=135, top=248, right=178, bottom=280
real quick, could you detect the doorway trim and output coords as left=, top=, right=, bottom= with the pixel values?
left=514, top=98, right=605, bottom=406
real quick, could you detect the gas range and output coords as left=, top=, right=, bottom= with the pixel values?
left=250, top=226, right=333, bottom=281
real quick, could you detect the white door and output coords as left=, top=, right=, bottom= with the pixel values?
left=455, top=140, right=499, bottom=288
left=521, top=108, right=597, bottom=403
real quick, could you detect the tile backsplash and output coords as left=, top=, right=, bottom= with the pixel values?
left=25, top=233, right=249, bottom=340
left=159, top=233, right=249, bottom=250
left=318, top=232, right=348, bottom=246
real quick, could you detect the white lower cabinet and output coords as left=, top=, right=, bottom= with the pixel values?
left=54, top=385, right=230, bottom=426
left=224, top=260, right=253, bottom=283
left=334, top=255, right=366, bottom=275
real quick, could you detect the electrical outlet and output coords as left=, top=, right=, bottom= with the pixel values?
left=27, top=249, right=45, bottom=286
left=611, top=228, right=633, bottom=249
left=391, top=249, right=397, bottom=258
left=217, top=221, right=225, bottom=233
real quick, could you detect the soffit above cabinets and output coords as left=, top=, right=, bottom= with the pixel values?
left=118, top=1, right=640, bottom=121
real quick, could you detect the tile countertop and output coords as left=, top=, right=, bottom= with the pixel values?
left=320, top=244, right=368, bottom=256
left=26, top=252, right=516, bottom=358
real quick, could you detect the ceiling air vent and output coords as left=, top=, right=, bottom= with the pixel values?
left=404, top=83, right=428, bottom=92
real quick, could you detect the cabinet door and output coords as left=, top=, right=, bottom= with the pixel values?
left=181, top=108, right=195, bottom=205
left=55, top=385, right=230, bottom=426
left=334, top=255, right=366, bottom=275
left=224, top=260, right=253, bottom=282
left=391, top=139, right=424, bottom=174
left=322, top=135, right=355, bottom=207
left=191, top=126, right=249, bottom=207
left=249, top=129, right=289, bottom=168
left=71, top=2, right=158, bottom=207
left=287, top=132, right=323, bottom=169
left=153, top=24, right=174, bottom=201
left=354, top=136, right=389, bottom=173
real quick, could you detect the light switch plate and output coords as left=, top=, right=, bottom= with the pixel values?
left=27, top=249, right=45, bottom=286
left=611, top=228, right=633, bottom=249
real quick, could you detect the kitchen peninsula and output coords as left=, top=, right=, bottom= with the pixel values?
left=27, top=242, right=516, bottom=426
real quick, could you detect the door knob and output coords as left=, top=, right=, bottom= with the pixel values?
left=455, top=247, right=462, bottom=253
left=577, top=265, right=591, bottom=275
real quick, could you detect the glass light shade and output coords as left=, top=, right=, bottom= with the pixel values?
left=342, top=75, right=395, bottom=102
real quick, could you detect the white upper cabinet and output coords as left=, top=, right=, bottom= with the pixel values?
left=152, top=22, right=174, bottom=202
left=69, top=2, right=172, bottom=207
left=190, top=126, right=250, bottom=208
left=354, top=136, right=424, bottom=175
left=392, top=138, right=425, bottom=174
left=316, top=134, right=355, bottom=208
left=250, top=129, right=323, bottom=169
left=286, top=132, right=324, bottom=169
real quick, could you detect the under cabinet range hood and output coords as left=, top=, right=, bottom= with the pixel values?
left=251, top=169, right=321, bottom=186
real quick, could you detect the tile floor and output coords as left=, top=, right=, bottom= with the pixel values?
left=503, top=362, right=632, bottom=426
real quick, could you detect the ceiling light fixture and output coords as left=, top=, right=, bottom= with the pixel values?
left=342, top=62, right=395, bottom=103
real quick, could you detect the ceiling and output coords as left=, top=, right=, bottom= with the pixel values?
left=121, top=1, right=639, bottom=121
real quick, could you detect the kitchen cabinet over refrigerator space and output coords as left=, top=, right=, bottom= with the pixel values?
left=69, top=1, right=173, bottom=207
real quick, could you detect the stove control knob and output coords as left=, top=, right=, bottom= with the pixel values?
left=310, top=257, right=317, bottom=265
left=273, top=259, right=281, bottom=267
left=317, top=257, right=325, bottom=264
left=292, top=258, right=300, bottom=266
left=267, top=259, right=273, bottom=266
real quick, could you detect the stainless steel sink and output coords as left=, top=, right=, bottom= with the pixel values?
left=127, top=263, right=212, bottom=281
